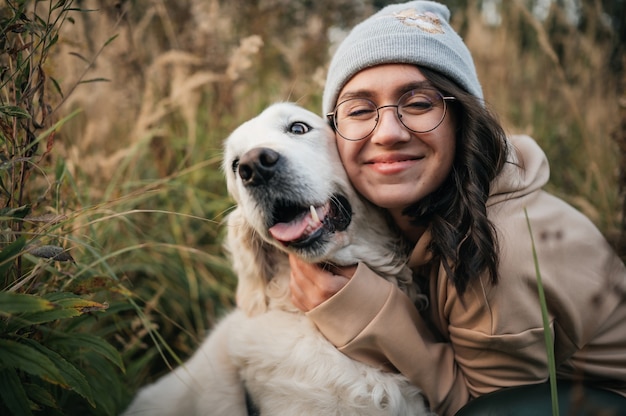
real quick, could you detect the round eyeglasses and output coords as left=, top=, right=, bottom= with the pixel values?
left=326, top=88, right=456, bottom=141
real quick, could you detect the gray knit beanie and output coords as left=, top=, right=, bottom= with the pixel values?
left=323, top=0, right=482, bottom=115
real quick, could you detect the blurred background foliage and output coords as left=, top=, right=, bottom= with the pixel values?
left=0, top=0, right=624, bottom=414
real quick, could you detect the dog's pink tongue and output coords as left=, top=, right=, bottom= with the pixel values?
left=269, top=207, right=324, bottom=243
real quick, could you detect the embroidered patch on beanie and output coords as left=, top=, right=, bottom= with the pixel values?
left=394, top=9, right=445, bottom=33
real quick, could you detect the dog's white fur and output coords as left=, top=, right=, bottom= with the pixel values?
left=123, top=103, right=432, bottom=416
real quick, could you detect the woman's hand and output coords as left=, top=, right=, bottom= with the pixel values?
left=289, top=254, right=357, bottom=312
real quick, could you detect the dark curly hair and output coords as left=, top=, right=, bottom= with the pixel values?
left=403, top=67, right=509, bottom=295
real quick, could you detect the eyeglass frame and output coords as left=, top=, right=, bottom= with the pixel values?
left=326, top=88, right=456, bottom=141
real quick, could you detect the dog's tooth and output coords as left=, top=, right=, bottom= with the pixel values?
left=310, top=205, right=320, bottom=223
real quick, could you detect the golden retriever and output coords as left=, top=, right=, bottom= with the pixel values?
left=123, top=103, right=432, bottom=416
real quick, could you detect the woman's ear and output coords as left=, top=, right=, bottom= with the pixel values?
left=225, top=208, right=281, bottom=316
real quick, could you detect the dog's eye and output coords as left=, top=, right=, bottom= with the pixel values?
left=231, top=158, right=239, bottom=173
left=288, top=122, right=311, bottom=135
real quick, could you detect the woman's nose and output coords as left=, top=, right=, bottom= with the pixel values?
left=370, top=107, right=411, bottom=145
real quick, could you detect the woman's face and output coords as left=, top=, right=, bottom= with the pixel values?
left=334, top=64, right=456, bottom=221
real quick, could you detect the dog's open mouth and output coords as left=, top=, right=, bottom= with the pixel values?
left=268, top=194, right=352, bottom=247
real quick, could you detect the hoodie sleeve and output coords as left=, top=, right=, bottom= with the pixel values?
left=306, top=263, right=470, bottom=415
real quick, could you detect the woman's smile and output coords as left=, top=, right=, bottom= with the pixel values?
left=365, top=153, right=424, bottom=175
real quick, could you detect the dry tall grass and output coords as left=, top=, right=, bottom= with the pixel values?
left=2, top=0, right=623, bottom=413
left=51, top=0, right=623, bottom=232
left=461, top=1, right=623, bottom=236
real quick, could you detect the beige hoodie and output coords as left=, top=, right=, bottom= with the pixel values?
left=307, top=135, right=626, bottom=415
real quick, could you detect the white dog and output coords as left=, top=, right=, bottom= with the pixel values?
left=123, top=103, right=432, bottom=416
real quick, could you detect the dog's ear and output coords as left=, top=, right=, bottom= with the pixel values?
left=225, top=207, right=283, bottom=316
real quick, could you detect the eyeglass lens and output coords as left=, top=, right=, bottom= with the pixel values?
left=332, top=88, right=451, bottom=141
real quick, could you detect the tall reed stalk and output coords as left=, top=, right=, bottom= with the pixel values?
left=525, top=208, right=559, bottom=416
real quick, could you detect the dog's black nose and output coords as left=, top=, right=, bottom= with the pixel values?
left=238, top=147, right=280, bottom=186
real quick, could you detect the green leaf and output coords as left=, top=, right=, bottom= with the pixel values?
left=51, top=295, right=109, bottom=314
left=51, top=0, right=68, bottom=11
left=78, top=77, right=111, bottom=84
left=50, top=76, right=64, bottom=98
left=104, top=34, right=119, bottom=47
left=22, top=339, right=96, bottom=408
left=0, top=367, right=33, bottom=416
left=0, top=205, right=31, bottom=218
left=49, top=333, right=125, bottom=372
left=8, top=293, right=108, bottom=330
left=49, top=33, right=59, bottom=47
left=68, top=51, right=89, bottom=63
left=0, top=292, right=57, bottom=315
left=11, top=307, right=82, bottom=328
left=0, top=339, right=65, bottom=386
left=82, top=350, right=124, bottom=415
left=24, top=382, right=58, bottom=410
left=0, top=105, right=31, bottom=119
left=43, top=291, right=82, bottom=302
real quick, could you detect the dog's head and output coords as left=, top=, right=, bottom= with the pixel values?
left=223, top=103, right=359, bottom=262
left=223, top=103, right=423, bottom=315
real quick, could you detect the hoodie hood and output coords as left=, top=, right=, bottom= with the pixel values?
left=488, top=135, right=550, bottom=207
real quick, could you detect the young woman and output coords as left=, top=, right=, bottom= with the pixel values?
left=288, top=1, right=626, bottom=415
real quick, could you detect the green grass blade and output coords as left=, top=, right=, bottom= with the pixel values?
left=525, top=208, right=559, bottom=416
left=0, top=236, right=27, bottom=276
